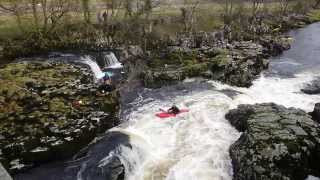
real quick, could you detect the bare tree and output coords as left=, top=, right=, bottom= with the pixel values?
left=0, top=0, right=77, bottom=34
left=279, top=0, right=291, bottom=14
left=0, top=1, right=26, bottom=32
left=98, top=0, right=123, bottom=25
left=222, top=0, right=234, bottom=25
left=251, top=0, right=264, bottom=18
left=31, top=0, right=40, bottom=30
left=314, top=0, right=320, bottom=8
left=180, top=0, right=199, bottom=32
left=81, top=0, right=91, bottom=23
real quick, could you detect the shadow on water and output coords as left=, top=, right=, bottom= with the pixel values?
left=14, top=132, right=130, bottom=180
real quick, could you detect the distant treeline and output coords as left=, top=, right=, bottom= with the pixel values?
left=0, top=0, right=319, bottom=59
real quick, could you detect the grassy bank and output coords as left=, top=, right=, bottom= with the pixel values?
left=0, top=1, right=319, bottom=61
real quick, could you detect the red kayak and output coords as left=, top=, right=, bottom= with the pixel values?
left=156, top=109, right=189, bottom=118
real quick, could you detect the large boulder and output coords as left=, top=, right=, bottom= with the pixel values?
left=259, top=35, right=292, bottom=57
left=302, top=78, right=320, bottom=95
left=210, top=41, right=269, bottom=87
left=142, top=69, right=185, bottom=88
left=226, top=103, right=320, bottom=180
left=311, top=103, right=320, bottom=123
left=0, top=62, right=119, bottom=174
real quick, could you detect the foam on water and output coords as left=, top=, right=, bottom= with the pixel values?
left=97, top=23, right=320, bottom=180
left=105, top=52, right=123, bottom=69
left=114, top=89, right=242, bottom=180
left=234, top=72, right=320, bottom=111
left=109, top=69, right=320, bottom=180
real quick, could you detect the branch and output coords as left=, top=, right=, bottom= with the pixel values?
left=0, top=3, right=15, bottom=13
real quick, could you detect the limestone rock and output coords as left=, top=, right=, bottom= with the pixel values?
left=0, top=62, right=119, bottom=174
left=226, top=103, right=320, bottom=180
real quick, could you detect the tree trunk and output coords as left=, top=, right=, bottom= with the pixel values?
left=31, top=0, right=39, bottom=31
left=81, top=0, right=91, bottom=23
left=314, top=0, right=320, bottom=8
left=41, top=0, right=48, bottom=32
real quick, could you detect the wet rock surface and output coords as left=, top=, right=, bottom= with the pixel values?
left=225, top=103, right=320, bottom=180
left=0, top=62, right=119, bottom=174
left=302, top=77, right=320, bottom=94
left=311, top=103, right=320, bottom=123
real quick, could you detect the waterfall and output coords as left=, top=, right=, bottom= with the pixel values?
left=81, top=55, right=105, bottom=80
left=104, top=52, right=123, bottom=69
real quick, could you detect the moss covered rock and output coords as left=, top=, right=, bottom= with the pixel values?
left=0, top=62, right=119, bottom=174
left=142, top=41, right=268, bottom=88
left=226, top=103, right=320, bottom=180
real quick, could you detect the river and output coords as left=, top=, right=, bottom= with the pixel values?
left=14, top=23, right=320, bottom=180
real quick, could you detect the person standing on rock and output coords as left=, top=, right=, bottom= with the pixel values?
left=97, top=72, right=114, bottom=96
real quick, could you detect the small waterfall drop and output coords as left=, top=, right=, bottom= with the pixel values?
left=81, top=55, right=105, bottom=80
left=104, top=52, right=123, bottom=69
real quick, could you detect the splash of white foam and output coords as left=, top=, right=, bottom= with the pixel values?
left=233, top=72, right=320, bottom=112
left=105, top=52, right=123, bottom=69
left=81, top=55, right=105, bottom=80
left=114, top=91, right=241, bottom=180
left=109, top=70, right=320, bottom=180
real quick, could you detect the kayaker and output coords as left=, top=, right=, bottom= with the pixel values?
left=168, top=105, right=180, bottom=114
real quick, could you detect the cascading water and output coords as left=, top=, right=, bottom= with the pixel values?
left=81, top=55, right=105, bottom=80
left=104, top=52, right=123, bottom=69
left=115, top=88, right=241, bottom=180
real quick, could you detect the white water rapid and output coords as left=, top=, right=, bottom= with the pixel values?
left=104, top=23, right=320, bottom=180
left=110, top=72, right=320, bottom=180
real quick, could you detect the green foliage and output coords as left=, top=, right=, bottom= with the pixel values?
left=49, top=98, right=70, bottom=113
left=148, top=50, right=198, bottom=68
left=182, top=63, right=208, bottom=77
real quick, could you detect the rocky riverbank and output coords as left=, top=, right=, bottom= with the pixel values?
left=0, top=62, right=119, bottom=174
left=142, top=40, right=272, bottom=88
left=225, top=103, right=320, bottom=180
left=141, top=14, right=315, bottom=88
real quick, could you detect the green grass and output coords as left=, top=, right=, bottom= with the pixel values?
left=0, top=15, right=23, bottom=40
left=308, top=9, right=320, bottom=22
left=0, top=1, right=318, bottom=45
